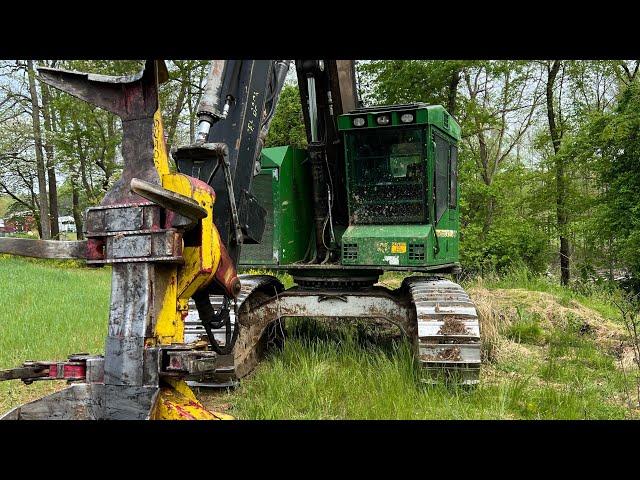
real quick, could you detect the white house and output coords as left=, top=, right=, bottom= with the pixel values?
left=58, top=216, right=77, bottom=233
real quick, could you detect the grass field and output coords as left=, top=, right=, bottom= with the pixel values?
left=1, top=256, right=638, bottom=419
left=0, top=255, right=110, bottom=413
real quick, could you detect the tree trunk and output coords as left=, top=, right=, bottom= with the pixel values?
left=166, top=76, right=187, bottom=151
left=70, top=174, right=84, bottom=240
left=73, top=121, right=94, bottom=202
left=546, top=60, right=570, bottom=286
left=47, top=167, right=59, bottom=238
left=483, top=196, right=495, bottom=239
left=188, top=86, right=195, bottom=142
left=27, top=59, right=51, bottom=239
left=40, top=77, right=59, bottom=239
left=447, top=68, right=460, bottom=116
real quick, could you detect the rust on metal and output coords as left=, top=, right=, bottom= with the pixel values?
left=0, top=238, right=88, bottom=260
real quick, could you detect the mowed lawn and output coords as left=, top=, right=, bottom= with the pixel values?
left=0, top=255, right=110, bottom=413
left=1, top=256, right=638, bottom=419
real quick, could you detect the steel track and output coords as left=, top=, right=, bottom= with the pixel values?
left=403, top=276, right=481, bottom=385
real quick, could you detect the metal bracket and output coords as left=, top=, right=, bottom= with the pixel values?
left=318, top=294, right=348, bottom=303
left=0, top=354, right=104, bottom=385
left=160, top=346, right=218, bottom=376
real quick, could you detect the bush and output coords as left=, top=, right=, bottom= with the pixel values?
left=461, top=221, right=551, bottom=276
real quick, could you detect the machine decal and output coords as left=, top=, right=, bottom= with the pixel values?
left=391, top=242, right=407, bottom=253
left=383, top=255, right=400, bottom=265
left=435, top=229, right=457, bottom=238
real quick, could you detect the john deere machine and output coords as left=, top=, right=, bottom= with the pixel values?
left=0, top=59, right=480, bottom=420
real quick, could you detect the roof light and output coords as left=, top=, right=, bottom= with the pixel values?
left=400, top=113, right=415, bottom=123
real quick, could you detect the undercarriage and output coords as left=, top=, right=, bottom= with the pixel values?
left=186, top=273, right=481, bottom=387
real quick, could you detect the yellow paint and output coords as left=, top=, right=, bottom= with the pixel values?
left=391, top=242, right=407, bottom=254
left=162, top=173, right=221, bottom=301
left=150, top=378, right=234, bottom=420
left=152, top=110, right=171, bottom=176
left=145, top=107, right=234, bottom=421
left=149, top=108, right=221, bottom=344
left=154, top=265, right=182, bottom=344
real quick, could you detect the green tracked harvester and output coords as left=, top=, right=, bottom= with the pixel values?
left=192, top=98, right=481, bottom=386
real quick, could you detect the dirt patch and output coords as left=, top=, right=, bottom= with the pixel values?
left=620, top=346, right=640, bottom=371
left=468, top=287, right=626, bottom=362
left=497, top=340, right=545, bottom=365
left=196, top=390, right=237, bottom=415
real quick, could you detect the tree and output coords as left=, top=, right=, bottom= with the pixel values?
left=460, top=61, right=544, bottom=236
left=0, top=118, right=42, bottom=233
left=265, top=84, right=307, bottom=149
left=358, top=60, right=468, bottom=117
left=39, top=60, right=60, bottom=238
left=26, top=60, right=50, bottom=239
left=568, top=79, right=640, bottom=285
left=160, top=60, right=209, bottom=153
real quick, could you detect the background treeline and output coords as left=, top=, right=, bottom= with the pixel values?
left=1, top=60, right=639, bottom=288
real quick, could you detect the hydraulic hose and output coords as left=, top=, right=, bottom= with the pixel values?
left=193, top=290, right=238, bottom=355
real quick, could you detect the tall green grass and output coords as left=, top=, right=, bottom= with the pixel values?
left=222, top=318, right=633, bottom=419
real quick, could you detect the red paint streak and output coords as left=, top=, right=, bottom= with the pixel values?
left=173, top=404, right=197, bottom=420
left=86, top=239, right=105, bottom=260
left=48, top=364, right=86, bottom=380
left=190, top=177, right=216, bottom=202
left=164, top=210, right=176, bottom=229
left=214, top=240, right=240, bottom=298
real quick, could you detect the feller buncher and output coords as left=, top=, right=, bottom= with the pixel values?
left=0, top=59, right=480, bottom=420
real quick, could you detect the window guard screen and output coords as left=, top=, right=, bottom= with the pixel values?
left=346, top=127, right=427, bottom=224
left=434, top=131, right=450, bottom=224
left=450, top=144, right=458, bottom=208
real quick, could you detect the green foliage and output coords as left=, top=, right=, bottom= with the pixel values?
left=461, top=221, right=550, bottom=275
left=224, top=315, right=631, bottom=419
left=459, top=158, right=551, bottom=274
left=358, top=60, right=468, bottom=111
left=265, top=85, right=307, bottom=149
left=0, top=195, right=11, bottom=217
left=561, top=79, right=640, bottom=286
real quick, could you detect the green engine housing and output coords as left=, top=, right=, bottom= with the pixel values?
left=239, top=146, right=314, bottom=266
left=239, top=103, right=461, bottom=274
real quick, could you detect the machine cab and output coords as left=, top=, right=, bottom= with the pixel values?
left=337, top=103, right=461, bottom=270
